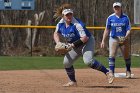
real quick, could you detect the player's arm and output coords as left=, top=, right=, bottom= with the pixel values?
left=101, top=28, right=109, bottom=48
left=76, top=24, right=89, bottom=43
left=53, top=24, right=61, bottom=44
left=72, top=24, right=89, bottom=47
left=125, top=30, right=131, bottom=40
left=53, top=25, right=71, bottom=53
left=80, top=36, right=89, bottom=43
left=53, top=31, right=61, bottom=44
left=125, top=16, right=131, bottom=40
left=101, top=17, right=110, bottom=48
left=102, top=28, right=110, bottom=42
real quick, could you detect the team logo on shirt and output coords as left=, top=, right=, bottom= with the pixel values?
left=62, top=32, right=75, bottom=42
left=111, top=23, right=125, bottom=26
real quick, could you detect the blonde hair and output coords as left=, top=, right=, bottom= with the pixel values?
left=53, top=3, right=72, bottom=21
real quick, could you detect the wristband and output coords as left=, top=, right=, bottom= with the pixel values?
left=73, top=39, right=84, bottom=47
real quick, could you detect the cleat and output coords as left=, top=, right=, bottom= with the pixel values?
left=106, top=71, right=114, bottom=84
left=62, top=81, right=77, bottom=87
left=126, top=71, right=131, bottom=79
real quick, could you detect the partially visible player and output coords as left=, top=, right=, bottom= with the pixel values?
left=101, top=2, right=132, bottom=79
left=53, top=3, right=114, bottom=87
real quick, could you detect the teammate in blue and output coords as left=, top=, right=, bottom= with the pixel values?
left=53, top=3, right=114, bottom=87
left=101, top=2, right=132, bottom=79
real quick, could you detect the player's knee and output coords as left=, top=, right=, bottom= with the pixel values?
left=63, top=62, right=72, bottom=68
left=63, top=60, right=73, bottom=68
left=109, top=51, right=116, bottom=58
left=124, top=55, right=130, bottom=59
left=83, top=58, right=93, bottom=66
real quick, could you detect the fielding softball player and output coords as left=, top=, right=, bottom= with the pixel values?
left=101, top=2, right=132, bottom=79
left=53, top=3, right=114, bottom=87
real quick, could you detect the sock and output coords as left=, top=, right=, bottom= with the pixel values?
left=90, top=59, right=109, bottom=74
left=65, top=66, right=76, bottom=82
left=108, top=57, right=115, bottom=73
left=125, top=58, right=131, bottom=72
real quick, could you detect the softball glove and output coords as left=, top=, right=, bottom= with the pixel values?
left=117, top=36, right=126, bottom=46
left=55, top=42, right=73, bottom=54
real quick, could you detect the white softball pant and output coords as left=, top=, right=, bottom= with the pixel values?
left=109, top=37, right=130, bottom=58
left=63, top=36, right=95, bottom=68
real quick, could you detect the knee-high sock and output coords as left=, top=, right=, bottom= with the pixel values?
left=109, top=57, right=115, bottom=73
left=125, top=58, right=131, bottom=71
left=90, top=59, right=109, bottom=74
left=65, top=66, right=76, bottom=82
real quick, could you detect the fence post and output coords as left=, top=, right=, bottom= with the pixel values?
left=31, top=29, right=32, bottom=56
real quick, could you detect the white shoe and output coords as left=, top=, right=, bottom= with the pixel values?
left=106, top=71, right=114, bottom=84
left=126, top=71, right=131, bottom=78
left=63, top=81, right=77, bottom=87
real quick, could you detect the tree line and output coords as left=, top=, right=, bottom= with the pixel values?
left=0, top=0, right=138, bottom=56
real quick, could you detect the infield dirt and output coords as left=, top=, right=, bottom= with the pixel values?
left=0, top=68, right=139, bottom=93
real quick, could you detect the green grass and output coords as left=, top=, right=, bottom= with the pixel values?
left=0, top=56, right=139, bottom=70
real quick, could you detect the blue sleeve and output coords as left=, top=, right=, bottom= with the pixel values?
left=126, top=17, right=131, bottom=31
left=55, top=23, right=61, bottom=34
left=106, top=17, right=111, bottom=29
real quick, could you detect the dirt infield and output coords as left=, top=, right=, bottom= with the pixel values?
left=0, top=68, right=139, bottom=93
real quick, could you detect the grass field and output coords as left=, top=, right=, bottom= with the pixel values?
left=0, top=56, right=139, bottom=70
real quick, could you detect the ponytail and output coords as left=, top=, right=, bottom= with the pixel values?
left=53, top=3, right=72, bottom=21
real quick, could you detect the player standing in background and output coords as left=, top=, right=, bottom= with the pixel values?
left=53, top=3, right=114, bottom=87
left=101, top=2, right=132, bottom=79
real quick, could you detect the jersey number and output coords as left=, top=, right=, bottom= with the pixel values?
left=116, top=27, right=122, bottom=32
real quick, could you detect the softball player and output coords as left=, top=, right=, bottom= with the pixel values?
left=53, top=3, right=114, bottom=87
left=101, top=2, right=131, bottom=78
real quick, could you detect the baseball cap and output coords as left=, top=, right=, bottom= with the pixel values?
left=113, top=2, right=122, bottom=7
left=62, top=9, right=73, bottom=15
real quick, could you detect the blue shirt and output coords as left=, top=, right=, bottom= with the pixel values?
left=55, top=17, right=91, bottom=43
left=106, top=13, right=131, bottom=38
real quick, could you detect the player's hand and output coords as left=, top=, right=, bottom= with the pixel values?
left=64, top=43, right=74, bottom=51
left=101, top=41, right=105, bottom=48
left=55, top=42, right=73, bottom=54
left=117, top=36, right=126, bottom=46
left=117, top=36, right=126, bottom=42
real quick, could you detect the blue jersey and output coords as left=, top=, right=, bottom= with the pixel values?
left=55, top=17, right=91, bottom=43
left=106, top=13, right=131, bottom=38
